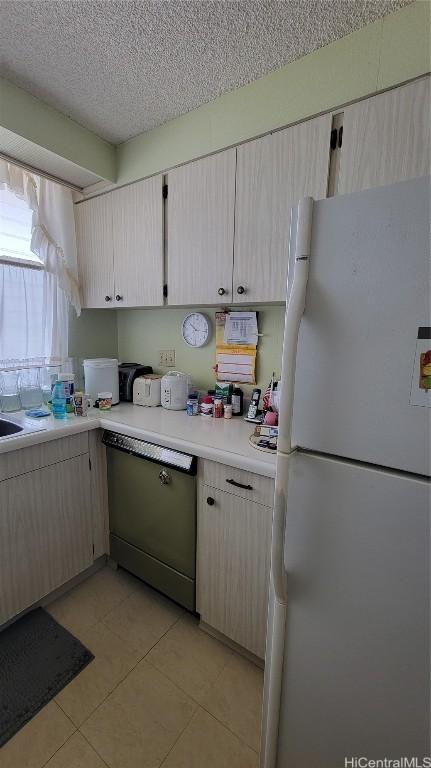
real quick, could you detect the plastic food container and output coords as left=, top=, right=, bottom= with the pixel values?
left=83, top=359, right=119, bottom=404
left=98, top=392, right=113, bottom=410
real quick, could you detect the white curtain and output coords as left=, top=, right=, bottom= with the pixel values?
left=0, top=265, right=68, bottom=367
left=31, top=177, right=81, bottom=315
left=0, top=160, right=80, bottom=369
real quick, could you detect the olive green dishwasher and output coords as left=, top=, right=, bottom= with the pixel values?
left=103, top=430, right=197, bottom=611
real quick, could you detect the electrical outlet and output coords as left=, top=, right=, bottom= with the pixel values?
left=159, top=349, right=176, bottom=367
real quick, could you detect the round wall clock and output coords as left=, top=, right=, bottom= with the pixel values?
left=181, top=312, right=210, bottom=348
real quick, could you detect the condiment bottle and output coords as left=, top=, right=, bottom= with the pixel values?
left=213, top=398, right=223, bottom=418
left=232, top=387, right=243, bottom=416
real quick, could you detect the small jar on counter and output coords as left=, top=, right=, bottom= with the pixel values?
left=224, top=403, right=233, bottom=419
left=213, top=398, right=223, bottom=418
left=200, top=395, right=213, bottom=417
left=59, top=373, right=75, bottom=399
left=186, top=395, right=199, bottom=415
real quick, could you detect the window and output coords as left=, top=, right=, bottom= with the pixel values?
left=0, top=163, right=80, bottom=369
left=0, top=187, right=43, bottom=266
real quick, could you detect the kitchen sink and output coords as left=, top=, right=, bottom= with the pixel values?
left=0, top=415, right=46, bottom=441
left=0, top=419, right=23, bottom=437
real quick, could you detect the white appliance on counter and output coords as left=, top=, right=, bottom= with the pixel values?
left=261, top=177, right=430, bottom=768
left=83, top=358, right=119, bottom=404
left=161, top=371, right=191, bottom=410
left=133, top=374, right=162, bottom=407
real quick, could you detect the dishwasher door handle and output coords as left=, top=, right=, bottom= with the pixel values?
left=159, top=469, right=171, bottom=485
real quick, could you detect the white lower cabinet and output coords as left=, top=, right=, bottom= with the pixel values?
left=0, top=433, right=108, bottom=626
left=197, top=473, right=273, bottom=659
left=88, top=429, right=109, bottom=559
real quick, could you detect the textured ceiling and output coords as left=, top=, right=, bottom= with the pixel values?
left=0, top=0, right=411, bottom=145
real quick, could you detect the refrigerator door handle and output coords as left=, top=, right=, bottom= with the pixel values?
left=277, top=196, right=313, bottom=457
left=272, top=196, right=313, bottom=605
left=261, top=197, right=313, bottom=768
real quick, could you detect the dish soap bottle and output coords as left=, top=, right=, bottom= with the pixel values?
left=52, top=380, right=67, bottom=419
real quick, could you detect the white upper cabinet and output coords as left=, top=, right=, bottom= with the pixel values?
left=75, top=175, right=164, bottom=309
left=75, top=81, right=429, bottom=309
left=233, top=114, right=332, bottom=303
left=167, top=149, right=236, bottom=305
left=75, top=194, right=114, bottom=308
left=338, top=77, right=430, bottom=195
left=112, top=176, right=164, bottom=307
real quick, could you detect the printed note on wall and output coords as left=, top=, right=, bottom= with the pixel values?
left=410, top=327, right=431, bottom=407
left=215, top=312, right=258, bottom=384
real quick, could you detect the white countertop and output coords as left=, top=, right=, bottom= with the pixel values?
left=0, top=404, right=277, bottom=478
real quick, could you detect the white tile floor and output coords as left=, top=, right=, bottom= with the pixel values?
left=0, top=567, right=263, bottom=768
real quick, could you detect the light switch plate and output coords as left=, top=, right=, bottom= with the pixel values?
left=159, top=349, right=176, bottom=367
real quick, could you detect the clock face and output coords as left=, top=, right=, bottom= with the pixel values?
left=181, top=313, right=210, bottom=348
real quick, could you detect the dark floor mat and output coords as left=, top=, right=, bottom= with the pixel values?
left=0, top=607, right=94, bottom=747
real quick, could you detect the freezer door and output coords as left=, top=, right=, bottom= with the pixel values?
left=290, top=176, right=431, bottom=476
left=277, top=451, right=430, bottom=767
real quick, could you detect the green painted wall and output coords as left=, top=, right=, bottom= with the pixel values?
left=0, top=78, right=116, bottom=181
left=117, top=1, right=430, bottom=185
left=68, top=307, right=118, bottom=389
left=117, top=305, right=286, bottom=395
left=68, top=307, right=118, bottom=360
left=68, top=305, right=284, bottom=395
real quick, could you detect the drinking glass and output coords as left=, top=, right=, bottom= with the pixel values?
left=40, top=367, right=58, bottom=404
left=18, top=368, right=43, bottom=409
left=0, top=371, right=21, bottom=412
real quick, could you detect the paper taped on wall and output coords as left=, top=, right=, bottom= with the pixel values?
left=216, top=312, right=258, bottom=384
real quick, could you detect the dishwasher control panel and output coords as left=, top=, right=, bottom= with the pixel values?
left=102, top=430, right=197, bottom=474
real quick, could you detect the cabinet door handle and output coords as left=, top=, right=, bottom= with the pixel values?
left=236, top=285, right=245, bottom=295
left=115, top=295, right=123, bottom=301
left=226, top=478, right=253, bottom=491
left=105, top=295, right=112, bottom=302
left=206, top=497, right=215, bottom=506
left=218, top=287, right=226, bottom=296
left=159, top=469, right=171, bottom=485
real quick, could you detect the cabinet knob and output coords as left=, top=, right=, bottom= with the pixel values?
left=105, top=295, right=112, bottom=302
left=115, top=295, right=123, bottom=302
left=236, top=285, right=245, bottom=295
left=206, top=497, right=215, bottom=506
left=218, top=288, right=226, bottom=296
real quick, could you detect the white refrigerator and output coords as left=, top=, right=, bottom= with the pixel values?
left=261, top=176, right=430, bottom=768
